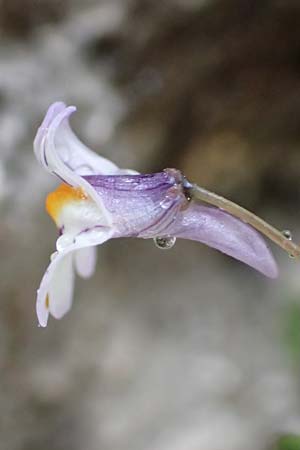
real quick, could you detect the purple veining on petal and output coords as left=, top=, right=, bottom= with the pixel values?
left=83, top=170, right=277, bottom=278
left=164, top=202, right=278, bottom=278
left=83, top=170, right=188, bottom=237
left=84, top=171, right=173, bottom=192
left=58, top=225, right=65, bottom=236
left=77, top=224, right=108, bottom=237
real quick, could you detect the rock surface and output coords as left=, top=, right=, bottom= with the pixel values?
left=1, top=1, right=300, bottom=449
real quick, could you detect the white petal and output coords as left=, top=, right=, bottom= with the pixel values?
left=36, top=250, right=71, bottom=327
left=36, top=289, right=49, bottom=328
left=34, top=103, right=113, bottom=225
left=34, top=102, right=140, bottom=177
left=75, top=246, right=97, bottom=279
left=36, top=228, right=113, bottom=327
left=34, top=102, right=120, bottom=176
left=48, top=252, right=74, bottom=319
left=55, top=110, right=122, bottom=176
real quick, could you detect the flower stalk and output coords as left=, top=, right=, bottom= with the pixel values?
left=189, top=184, right=300, bottom=258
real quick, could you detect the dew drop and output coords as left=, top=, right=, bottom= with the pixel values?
left=282, top=229, right=292, bottom=240
left=154, top=236, right=176, bottom=250
left=159, top=197, right=173, bottom=210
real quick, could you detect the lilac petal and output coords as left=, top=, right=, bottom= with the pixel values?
left=83, top=171, right=187, bottom=237
left=82, top=172, right=277, bottom=278
left=167, top=202, right=278, bottom=278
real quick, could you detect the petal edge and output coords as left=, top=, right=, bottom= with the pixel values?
left=168, top=202, right=278, bottom=278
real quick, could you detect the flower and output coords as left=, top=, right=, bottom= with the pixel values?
left=34, top=102, right=278, bottom=327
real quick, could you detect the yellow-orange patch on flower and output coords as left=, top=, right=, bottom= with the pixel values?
left=46, top=183, right=87, bottom=224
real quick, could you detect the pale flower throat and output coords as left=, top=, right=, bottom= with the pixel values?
left=46, top=184, right=107, bottom=250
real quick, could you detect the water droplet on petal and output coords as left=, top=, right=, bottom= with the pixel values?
left=159, top=197, right=173, bottom=210
left=154, top=236, right=176, bottom=250
left=282, top=229, right=292, bottom=240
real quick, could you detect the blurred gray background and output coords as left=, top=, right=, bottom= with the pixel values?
left=1, top=1, right=300, bottom=449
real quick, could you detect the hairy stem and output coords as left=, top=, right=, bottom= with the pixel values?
left=189, top=184, right=300, bottom=258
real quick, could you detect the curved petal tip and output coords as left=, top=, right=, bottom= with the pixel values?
left=167, top=202, right=279, bottom=279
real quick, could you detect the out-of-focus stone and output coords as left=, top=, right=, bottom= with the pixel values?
left=0, top=0, right=69, bottom=36
left=0, top=1, right=300, bottom=450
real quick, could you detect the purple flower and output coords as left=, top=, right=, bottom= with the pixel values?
left=34, top=102, right=278, bottom=327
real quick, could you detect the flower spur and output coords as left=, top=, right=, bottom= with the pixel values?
left=34, top=102, right=299, bottom=327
